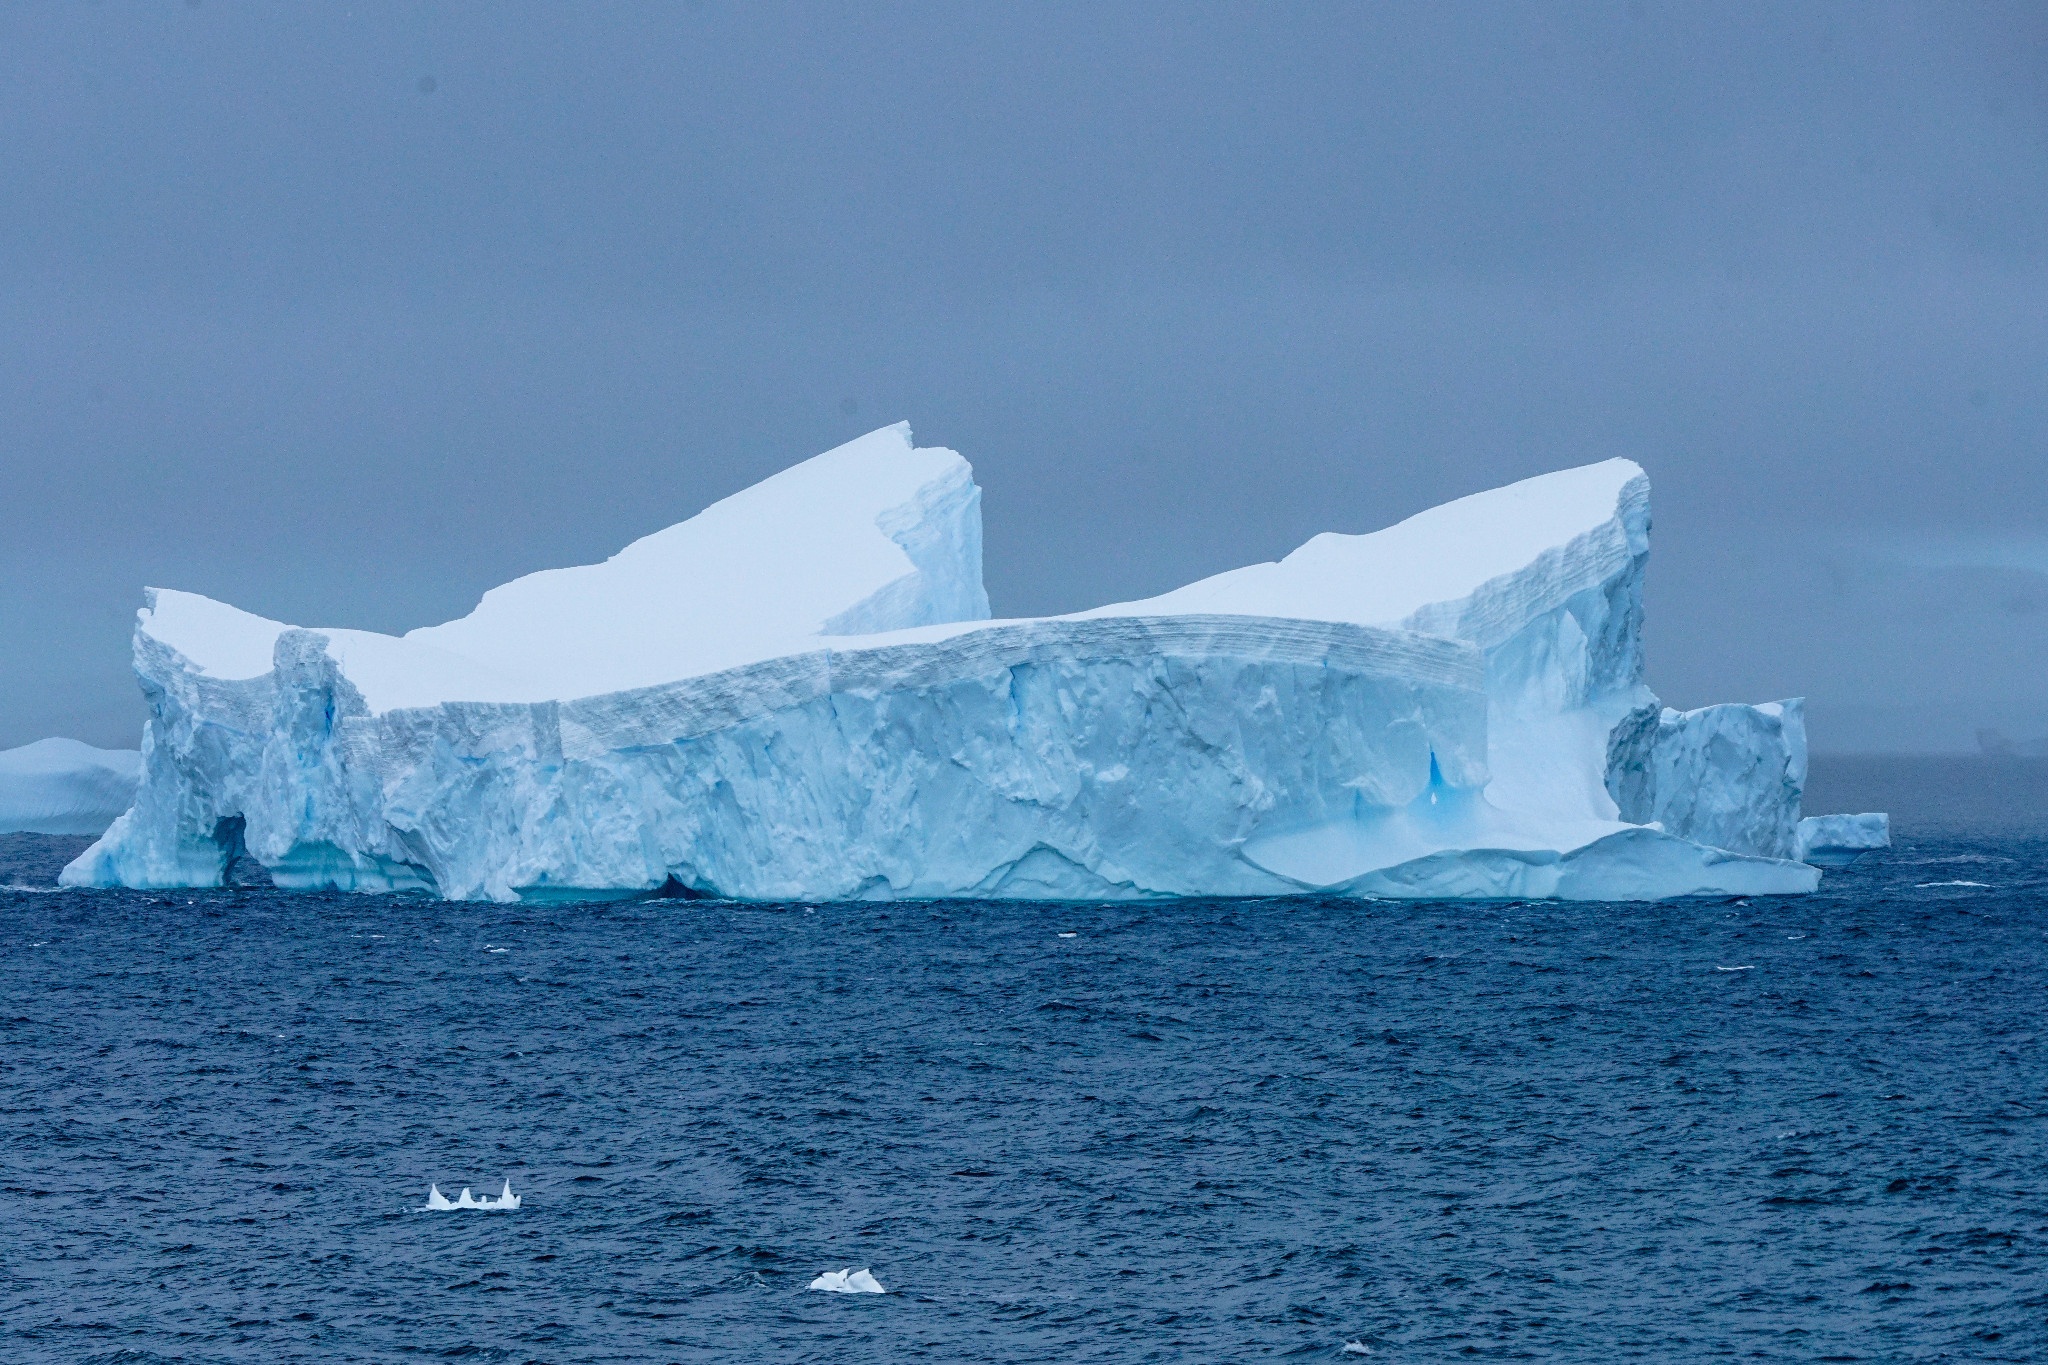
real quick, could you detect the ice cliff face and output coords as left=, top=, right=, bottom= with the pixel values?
left=1605, top=700, right=1810, bottom=861
left=65, top=423, right=1864, bottom=901
left=0, top=738, right=142, bottom=836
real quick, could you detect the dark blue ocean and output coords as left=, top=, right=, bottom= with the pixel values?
left=3, top=757, right=2046, bottom=1363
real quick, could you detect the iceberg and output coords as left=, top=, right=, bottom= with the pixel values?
left=1794, top=812, right=1890, bottom=866
left=0, top=738, right=143, bottom=836
left=64, top=421, right=1869, bottom=901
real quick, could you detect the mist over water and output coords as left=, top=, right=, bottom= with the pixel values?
left=4, top=761, right=2045, bottom=1362
left=1804, top=755, right=2048, bottom=837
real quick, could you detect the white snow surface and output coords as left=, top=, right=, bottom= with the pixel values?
left=1089, top=457, right=1647, bottom=645
left=139, top=422, right=987, bottom=711
left=0, top=738, right=142, bottom=836
left=68, top=424, right=1832, bottom=901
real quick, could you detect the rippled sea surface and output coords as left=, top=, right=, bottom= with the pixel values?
left=4, top=780, right=2046, bottom=1361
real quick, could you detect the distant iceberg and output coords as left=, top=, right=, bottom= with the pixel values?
left=425, top=1180, right=520, bottom=1210
left=64, top=422, right=1874, bottom=901
left=1795, top=812, right=1890, bottom=866
left=809, top=1268, right=885, bottom=1293
left=1978, top=728, right=2048, bottom=758
left=0, top=738, right=142, bottom=836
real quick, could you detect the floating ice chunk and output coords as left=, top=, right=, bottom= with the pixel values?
left=424, top=1179, right=520, bottom=1210
left=1715, top=965, right=1755, bottom=971
left=808, top=1267, right=885, bottom=1293
left=1795, top=812, right=1890, bottom=866
left=1056, top=932, right=1077, bottom=938
left=1916, top=880, right=1989, bottom=889
left=1342, top=1344, right=1373, bottom=1356
left=1606, top=700, right=1806, bottom=859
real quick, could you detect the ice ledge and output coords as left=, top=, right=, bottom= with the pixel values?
left=1333, top=826, right=1819, bottom=900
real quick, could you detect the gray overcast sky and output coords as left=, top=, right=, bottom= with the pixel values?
left=2, top=1, right=2043, bottom=752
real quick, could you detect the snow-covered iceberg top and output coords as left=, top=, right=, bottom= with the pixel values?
left=66, top=423, right=1871, bottom=901
left=139, top=423, right=987, bottom=712
left=0, top=738, right=142, bottom=836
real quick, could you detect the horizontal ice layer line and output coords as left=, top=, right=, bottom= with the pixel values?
left=414, top=614, right=1487, bottom=760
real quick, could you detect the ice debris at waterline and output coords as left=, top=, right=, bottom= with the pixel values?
left=63, top=421, right=1882, bottom=902
left=809, top=1268, right=886, bottom=1293
left=0, top=739, right=141, bottom=836
left=424, top=1180, right=520, bottom=1210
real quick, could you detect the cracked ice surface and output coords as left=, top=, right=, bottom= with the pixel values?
left=65, top=422, right=1860, bottom=901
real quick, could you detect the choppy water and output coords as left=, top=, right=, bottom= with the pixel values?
left=3, top=825, right=2046, bottom=1359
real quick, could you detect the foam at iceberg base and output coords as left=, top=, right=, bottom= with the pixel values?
left=1, top=739, right=142, bottom=836
left=65, top=422, right=1867, bottom=902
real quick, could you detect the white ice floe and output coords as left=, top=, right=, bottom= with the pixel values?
left=1916, top=880, right=1990, bottom=889
left=65, top=423, right=1873, bottom=902
left=808, top=1267, right=885, bottom=1293
left=1342, top=1343, right=1373, bottom=1356
left=424, top=1179, right=521, bottom=1210
left=1715, top=965, right=1755, bottom=971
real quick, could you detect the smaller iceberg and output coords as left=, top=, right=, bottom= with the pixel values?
left=1978, top=728, right=2048, bottom=758
left=425, top=1179, right=520, bottom=1210
left=1795, top=812, right=1890, bottom=867
left=0, top=738, right=142, bottom=836
left=808, top=1267, right=885, bottom=1293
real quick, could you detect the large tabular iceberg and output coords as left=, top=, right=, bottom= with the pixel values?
left=65, top=423, right=1877, bottom=901
left=1, top=738, right=143, bottom=836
